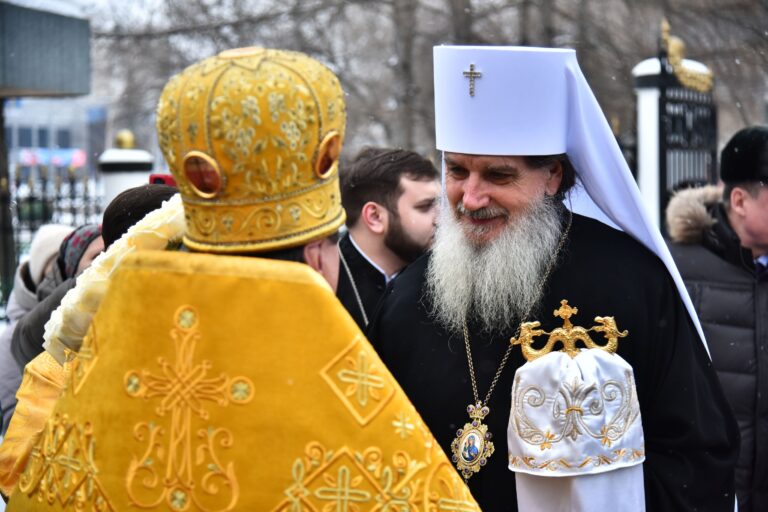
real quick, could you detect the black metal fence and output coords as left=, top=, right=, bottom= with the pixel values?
left=0, top=164, right=101, bottom=322
left=657, top=51, right=718, bottom=234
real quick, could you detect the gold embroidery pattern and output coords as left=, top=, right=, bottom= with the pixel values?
left=18, top=413, right=114, bottom=510
left=509, top=447, right=645, bottom=472
left=183, top=177, right=341, bottom=248
left=125, top=306, right=253, bottom=511
left=68, top=322, right=100, bottom=396
left=321, top=337, right=396, bottom=426
left=392, top=412, right=416, bottom=440
left=510, top=300, right=629, bottom=362
left=511, top=370, right=641, bottom=450
left=425, top=462, right=480, bottom=512
left=273, top=442, right=479, bottom=511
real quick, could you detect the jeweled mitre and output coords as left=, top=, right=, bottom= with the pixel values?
left=156, top=47, right=347, bottom=253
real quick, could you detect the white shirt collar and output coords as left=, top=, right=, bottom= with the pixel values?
left=348, top=234, right=398, bottom=284
left=756, top=254, right=768, bottom=267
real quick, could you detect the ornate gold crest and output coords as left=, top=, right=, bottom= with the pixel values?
left=510, top=300, right=629, bottom=362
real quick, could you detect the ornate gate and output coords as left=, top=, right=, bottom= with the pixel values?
left=657, top=23, right=718, bottom=232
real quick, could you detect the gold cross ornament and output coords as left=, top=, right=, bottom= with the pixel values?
left=463, top=64, right=482, bottom=97
left=124, top=305, right=254, bottom=510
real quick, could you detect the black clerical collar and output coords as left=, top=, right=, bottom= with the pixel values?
left=347, top=234, right=398, bottom=284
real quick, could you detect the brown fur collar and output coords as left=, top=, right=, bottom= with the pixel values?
left=665, top=185, right=722, bottom=244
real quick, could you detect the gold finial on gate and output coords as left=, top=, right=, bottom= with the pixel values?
left=115, top=129, right=136, bottom=149
left=660, top=18, right=713, bottom=93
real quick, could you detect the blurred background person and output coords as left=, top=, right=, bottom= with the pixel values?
left=667, top=125, right=768, bottom=511
left=10, top=224, right=102, bottom=370
left=0, top=225, right=73, bottom=433
left=338, top=147, right=439, bottom=328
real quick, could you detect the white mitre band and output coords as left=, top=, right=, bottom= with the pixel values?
left=508, top=350, right=645, bottom=476
left=433, top=45, right=709, bottom=356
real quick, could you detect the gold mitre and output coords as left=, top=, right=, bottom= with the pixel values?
left=156, top=47, right=347, bottom=253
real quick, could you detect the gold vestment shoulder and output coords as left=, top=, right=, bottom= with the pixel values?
left=8, top=251, right=478, bottom=511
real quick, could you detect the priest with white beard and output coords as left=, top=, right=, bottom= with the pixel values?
left=367, top=46, right=738, bottom=511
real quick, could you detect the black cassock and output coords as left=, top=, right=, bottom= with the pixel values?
left=336, top=232, right=387, bottom=329
left=367, top=213, right=738, bottom=512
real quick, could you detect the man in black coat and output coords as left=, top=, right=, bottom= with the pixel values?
left=667, top=126, right=768, bottom=511
left=337, top=147, right=439, bottom=328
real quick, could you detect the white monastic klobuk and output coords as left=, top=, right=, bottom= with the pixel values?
left=433, top=45, right=708, bottom=354
left=433, top=45, right=672, bottom=512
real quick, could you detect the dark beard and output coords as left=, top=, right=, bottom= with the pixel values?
left=384, top=212, right=429, bottom=264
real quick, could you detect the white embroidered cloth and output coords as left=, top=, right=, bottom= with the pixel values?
left=508, top=349, right=645, bottom=476
left=508, top=349, right=645, bottom=511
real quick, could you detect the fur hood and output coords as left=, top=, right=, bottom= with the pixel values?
left=665, top=185, right=722, bottom=244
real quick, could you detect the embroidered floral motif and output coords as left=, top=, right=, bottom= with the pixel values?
left=509, top=447, right=645, bottom=472
left=281, top=121, right=302, bottom=151
left=392, top=412, right=416, bottom=440
left=156, top=77, right=181, bottom=167
left=540, top=431, right=556, bottom=451
left=187, top=122, right=199, bottom=142
left=18, top=414, right=114, bottom=510
left=511, top=370, right=641, bottom=451
left=185, top=83, right=206, bottom=104
left=68, top=322, right=100, bottom=395
left=268, top=92, right=287, bottom=121
left=273, top=442, right=479, bottom=512
left=241, top=95, right=262, bottom=125
left=321, top=337, right=396, bottom=426
left=124, top=306, right=253, bottom=511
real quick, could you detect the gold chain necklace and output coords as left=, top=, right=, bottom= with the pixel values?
left=451, top=211, right=572, bottom=481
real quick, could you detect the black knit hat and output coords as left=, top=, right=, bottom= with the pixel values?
left=102, top=184, right=177, bottom=248
left=720, top=126, right=768, bottom=183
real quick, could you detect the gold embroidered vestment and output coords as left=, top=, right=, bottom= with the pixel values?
left=8, top=251, right=478, bottom=511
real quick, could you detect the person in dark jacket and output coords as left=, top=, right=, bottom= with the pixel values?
left=337, top=147, right=440, bottom=328
left=667, top=125, right=768, bottom=512
left=10, top=224, right=102, bottom=369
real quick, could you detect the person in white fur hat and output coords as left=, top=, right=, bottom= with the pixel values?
left=0, top=224, right=73, bottom=432
left=368, top=46, right=738, bottom=512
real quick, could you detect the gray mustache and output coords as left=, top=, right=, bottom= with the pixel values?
left=456, top=203, right=509, bottom=220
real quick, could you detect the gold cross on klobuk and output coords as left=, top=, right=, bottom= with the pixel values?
left=463, top=64, right=482, bottom=97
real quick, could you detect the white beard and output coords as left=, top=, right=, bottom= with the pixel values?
left=426, top=196, right=564, bottom=334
